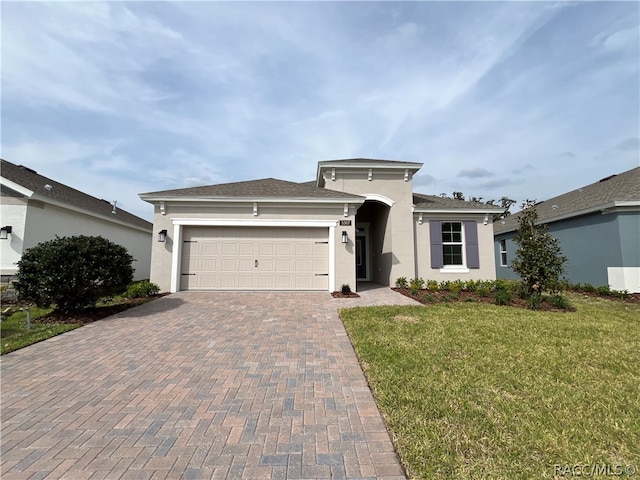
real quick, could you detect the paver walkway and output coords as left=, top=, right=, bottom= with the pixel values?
left=1, top=285, right=418, bottom=479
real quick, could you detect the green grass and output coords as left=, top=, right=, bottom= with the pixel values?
left=340, top=294, right=640, bottom=479
left=1, top=307, right=81, bottom=355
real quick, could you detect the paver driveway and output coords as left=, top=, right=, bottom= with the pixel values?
left=1, top=287, right=418, bottom=479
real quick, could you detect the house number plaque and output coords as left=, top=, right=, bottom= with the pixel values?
left=339, top=220, right=352, bottom=226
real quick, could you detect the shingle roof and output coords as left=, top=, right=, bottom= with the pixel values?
left=494, top=166, right=640, bottom=234
left=140, top=178, right=364, bottom=200
left=413, top=193, right=503, bottom=211
left=1, top=159, right=152, bottom=230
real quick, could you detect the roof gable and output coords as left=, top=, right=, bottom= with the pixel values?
left=1, top=159, right=152, bottom=230
left=495, top=167, right=640, bottom=234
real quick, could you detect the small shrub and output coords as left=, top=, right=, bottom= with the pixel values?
left=439, top=280, right=451, bottom=291
left=526, top=295, right=543, bottom=310
left=341, top=284, right=352, bottom=295
left=582, top=283, right=596, bottom=293
left=612, top=289, right=630, bottom=300
left=549, top=294, right=571, bottom=310
left=422, top=293, right=436, bottom=303
left=395, top=277, right=408, bottom=289
left=464, top=297, right=477, bottom=303
left=495, top=290, right=512, bottom=306
left=596, top=285, right=611, bottom=296
left=426, top=280, right=439, bottom=292
left=123, top=281, right=160, bottom=299
left=447, top=292, right=459, bottom=301
left=409, top=277, right=425, bottom=295
left=450, top=280, right=464, bottom=294
left=477, top=286, right=491, bottom=298
left=464, top=280, right=478, bottom=292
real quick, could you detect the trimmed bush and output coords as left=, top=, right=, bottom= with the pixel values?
left=341, top=284, right=352, bottom=295
left=495, top=290, right=512, bottom=306
left=427, top=280, right=439, bottom=292
left=395, top=277, right=408, bottom=289
left=123, top=280, right=160, bottom=299
left=13, top=235, right=134, bottom=313
left=550, top=295, right=571, bottom=309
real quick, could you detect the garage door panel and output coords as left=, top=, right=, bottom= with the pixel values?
left=181, top=226, right=329, bottom=291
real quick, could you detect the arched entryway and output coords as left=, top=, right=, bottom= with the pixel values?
left=355, top=196, right=393, bottom=286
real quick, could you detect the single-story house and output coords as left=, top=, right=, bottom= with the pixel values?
left=140, top=158, right=502, bottom=293
left=1, top=159, right=153, bottom=281
left=494, top=166, right=640, bottom=293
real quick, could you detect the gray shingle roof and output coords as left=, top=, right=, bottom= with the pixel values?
left=1, top=159, right=152, bottom=230
left=140, top=178, right=364, bottom=200
left=413, top=193, right=503, bottom=211
left=494, top=166, right=640, bottom=234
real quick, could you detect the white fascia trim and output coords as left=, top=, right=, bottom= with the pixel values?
left=318, top=162, right=423, bottom=170
left=170, top=223, right=182, bottom=293
left=364, top=193, right=395, bottom=207
left=329, top=225, right=336, bottom=292
left=172, top=219, right=339, bottom=227
left=0, top=177, right=34, bottom=197
left=140, top=195, right=365, bottom=205
left=413, top=208, right=503, bottom=215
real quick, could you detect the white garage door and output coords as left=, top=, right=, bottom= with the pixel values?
left=180, top=227, right=329, bottom=291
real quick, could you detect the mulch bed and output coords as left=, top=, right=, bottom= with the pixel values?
left=29, top=295, right=168, bottom=325
left=392, top=288, right=640, bottom=312
left=331, top=291, right=360, bottom=298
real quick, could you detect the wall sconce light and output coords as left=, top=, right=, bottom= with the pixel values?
left=0, top=226, right=12, bottom=240
left=341, top=231, right=348, bottom=244
left=157, top=229, right=167, bottom=242
left=483, top=214, right=489, bottom=225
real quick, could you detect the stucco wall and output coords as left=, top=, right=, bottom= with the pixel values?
left=323, top=170, right=416, bottom=285
left=495, top=210, right=640, bottom=292
left=0, top=196, right=28, bottom=276
left=148, top=201, right=358, bottom=293
left=415, top=214, right=497, bottom=282
left=22, top=201, right=152, bottom=280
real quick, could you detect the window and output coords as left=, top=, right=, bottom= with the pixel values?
left=442, top=222, right=463, bottom=266
left=499, top=239, right=507, bottom=267
left=429, top=220, right=479, bottom=270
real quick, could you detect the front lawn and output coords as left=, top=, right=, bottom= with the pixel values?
left=341, top=294, right=640, bottom=479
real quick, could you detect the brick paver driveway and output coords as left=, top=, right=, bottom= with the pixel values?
left=1, top=287, right=417, bottom=479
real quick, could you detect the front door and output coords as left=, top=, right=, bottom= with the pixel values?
left=356, top=235, right=367, bottom=280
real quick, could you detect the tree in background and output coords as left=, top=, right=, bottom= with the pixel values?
left=511, top=201, right=567, bottom=298
left=13, top=235, right=134, bottom=313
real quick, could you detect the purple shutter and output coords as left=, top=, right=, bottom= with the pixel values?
left=465, top=220, right=480, bottom=269
left=430, top=221, right=443, bottom=268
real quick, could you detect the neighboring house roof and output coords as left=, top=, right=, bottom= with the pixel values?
left=413, top=193, right=503, bottom=213
left=1, top=159, right=152, bottom=231
left=494, top=166, right=640, bottom=234
left=140, top=177, right=365, bottom=202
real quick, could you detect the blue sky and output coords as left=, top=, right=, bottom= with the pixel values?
left=2, top=1, right=638, bottom=221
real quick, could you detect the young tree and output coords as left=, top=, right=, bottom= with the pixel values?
left=511, top=201, right=567, bottom=297
left=13, top=235, right=134, bottom=312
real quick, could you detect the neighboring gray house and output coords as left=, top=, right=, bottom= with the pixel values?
left=494, top=167, right=640, bottom=293
left=1, top=159, right=153, bottom=281
left=140, top=158, right=502, bottom=293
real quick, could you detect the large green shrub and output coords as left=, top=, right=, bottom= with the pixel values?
left=511, top=201, right=567, bottom=298
left=13, top=235, right=134, bottom=312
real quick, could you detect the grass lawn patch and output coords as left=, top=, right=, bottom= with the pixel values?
left=1, top=296, right=162, bottom=355
left=341, top=294, right=640, bottom=479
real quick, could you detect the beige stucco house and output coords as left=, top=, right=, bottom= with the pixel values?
left=1, top=159, right=153, bottom=281
left=140, top=159, right=502, bottom=293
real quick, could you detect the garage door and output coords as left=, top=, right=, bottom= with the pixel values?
left=180, top=227, right=329, bottom=291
